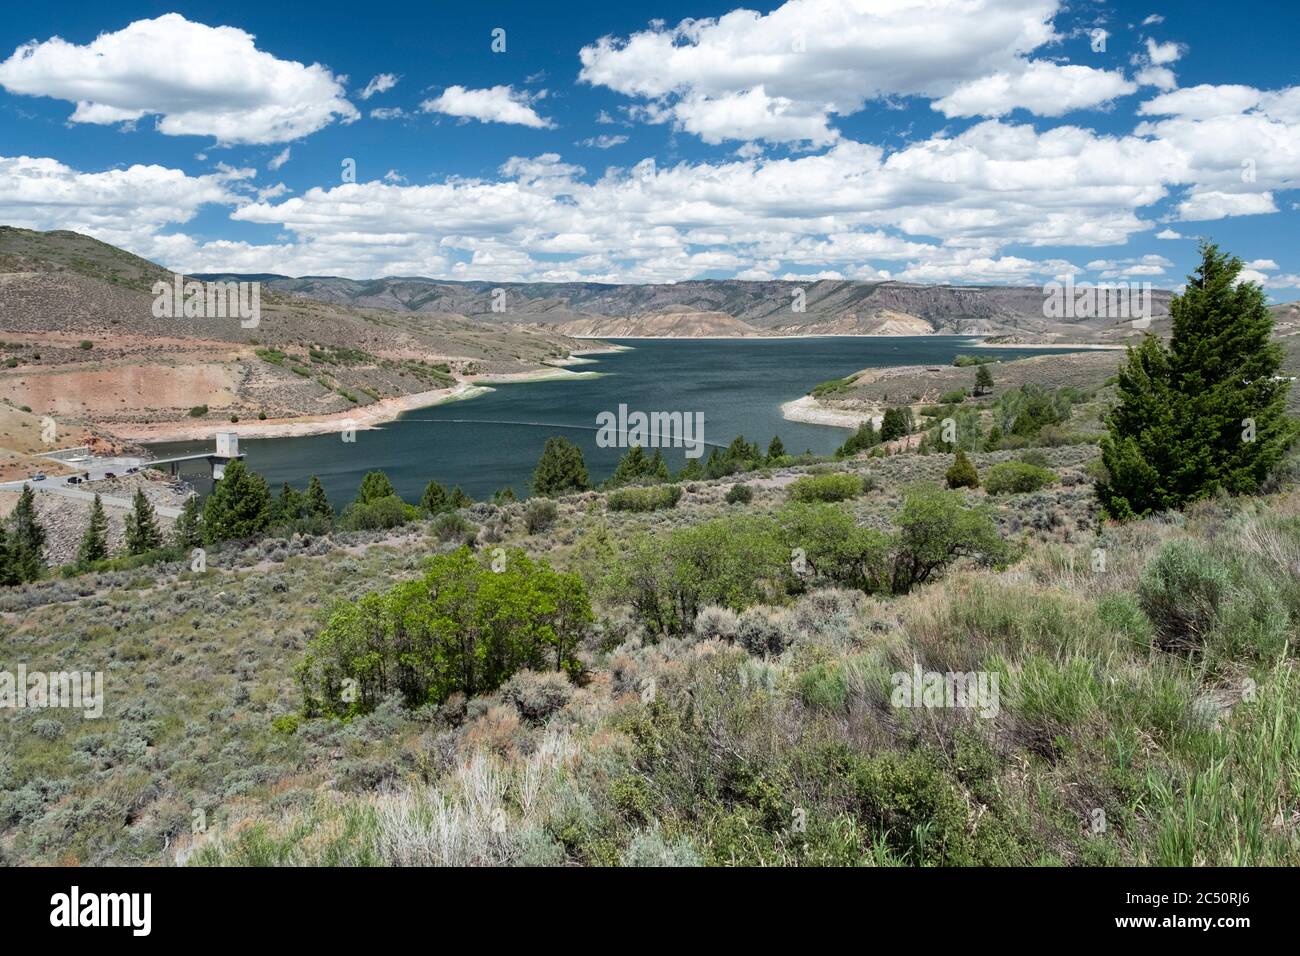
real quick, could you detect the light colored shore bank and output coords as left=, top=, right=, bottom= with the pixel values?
left=110, top=382, right=488, bottom=443
left=780, top=395, right=880, bottom=430
left=107, top=352, right=612, bottom=444
left=574, top=334, right=1128, bottom=345
left=969, top=341, right=1126, bottom=350
left=472, top=368, right=604, bottom=385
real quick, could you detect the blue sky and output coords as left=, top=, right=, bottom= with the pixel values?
left=1, top=0, right=1297, bottom=295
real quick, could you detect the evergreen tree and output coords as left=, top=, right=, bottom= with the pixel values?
left=420, top=479, right=449, bottom=514
left=273, top=482, right=304, bottom=524
left=975, top=364, right=994, bottom=395
left=0, top=522, right=17, bottom=587
left=1098, top=243, right=1297, bottom=518
left=766, top=435, right=786, bottom=462
left=725, top=435, right=760, bottom=465
left=945, top=450, right=981, bottom=489
left=610, top=445, right=652, bottom=485
left=304, top=475, right=333, bottom=519
left=355, top=470, right=397, bottom=505
left=609, top=445, right=670, bottom=486
left=124, top=488, right=163, bottom=555
left=649, top=449, right=670, bottom=481
left=77, top=494, right=110, bottom=566
left=448, top=486, right=473, bottom=509
left=880, top=407, right=915, bottom=442
left=531, top=437, right=590, bottom=496
left=173, top=494, right=203, bottom=549
left=492, top=486, right=516, bottom=504
left=836, top=421, right=880, bottom=458
left=202, top=459, right=272, bottom=543
left=677, top=456, right=705, bottom=481
left=9, top=485, right=46, bottom=581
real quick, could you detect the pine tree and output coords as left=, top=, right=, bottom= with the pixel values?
left=273, top=483, right=304, bottom=524
left=0, top=522, right=18, bottom=587
left=124, top=488, right=163, bottom=555
left=202, top=459, right=272, bottom=543
left=677, top=456, right=705, bottom=481
left=304, top=475, right=333, bottom=519
left=1098, top=243, right=1297, bottom=518
left=610, top=445, right=669, bottom=486
left=77, top=494, right=110, bottom=566
left=766, top=435, right=786, bottom=461
left=880, top=407, right=914, bottom=442
left=420, top=479, right=449, bottom=514
left=836, top=421, right=880, bottom=458
left=650, top=449, right=669, bottom=481
left=945, top=450, right=980, bottom=489
left=531, top=437, right=590, bottom=496
left=173, top=494, right=203, bottom=548
left=448, top=486, right=472, bottom=509
left=975, top=364, right=994, bottom=395
left=9, top=485, right=46, bottom=581
left=355, top=470, right=397, bottom=505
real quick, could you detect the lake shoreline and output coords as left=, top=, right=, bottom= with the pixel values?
left=577, top=334, right=1126, bottom=347
left=780, top=395, right=880, bottom=430
left=119, top=348, right=616, bottom=444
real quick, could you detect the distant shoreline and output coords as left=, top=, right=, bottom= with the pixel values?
left=114, top=348, right=616, bottom=445
left=577, top=334, right=1127, bottom=347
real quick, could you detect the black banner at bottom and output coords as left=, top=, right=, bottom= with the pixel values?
left=0, top=866, right=1276, bottom=941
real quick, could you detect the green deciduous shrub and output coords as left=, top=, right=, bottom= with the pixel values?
left=339, top=494, right=415, bottom=531
left=298, top=547, right=591, bottom=715
left=787, top=472, right=864, bottom=502
left=725, top=483, right=754, bottom=505
left=983, top=461, right=1058, bottom=495
left=607, top=485, right=683, bottom=512
left=623, top=517, right=789, bottom=636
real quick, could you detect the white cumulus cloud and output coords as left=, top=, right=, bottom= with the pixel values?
left=359, top=73, right=398, bottom=99
left=0, top=13, right=357, bottom=144
left=421, top=85, right=553, bottom=128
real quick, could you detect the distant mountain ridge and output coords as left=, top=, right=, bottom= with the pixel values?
left=193, top=272, right=1182, bottom=342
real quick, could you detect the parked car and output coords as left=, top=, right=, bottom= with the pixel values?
left=66, top=476, right=83, bottom=485
left=126, top=466, right=139, bottom=475
left=104, top=471, right=116, bottom=480
left=30, top=473, right=46, bottom=481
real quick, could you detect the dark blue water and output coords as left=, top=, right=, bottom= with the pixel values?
left=147, top=337, right=1083, bottom=506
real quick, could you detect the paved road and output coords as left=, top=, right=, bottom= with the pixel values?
left=0, top=478, right=183, bottom=518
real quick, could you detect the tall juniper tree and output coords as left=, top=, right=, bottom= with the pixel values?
left=77, top=494, right=110, bottom=566
left=172, top=494, right=203, bottom=549
left=531, top=436, right=590, bottom=496
left=124, top=487, right=163, bottom=555
left=9, top=485, right=46, bottom=582
left=304, top=475, right=333, bottom=520
left=1098, top=242, right=1298, bottom=518
left=0, top=522, right=18, bottom=587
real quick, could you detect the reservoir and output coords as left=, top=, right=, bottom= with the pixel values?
left=146, top=337, right=1086, bottom=506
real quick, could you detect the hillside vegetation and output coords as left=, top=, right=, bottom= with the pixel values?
left=0, top=228, right=595, bottom=435
left=1, top=242, right=1297, bottom=868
